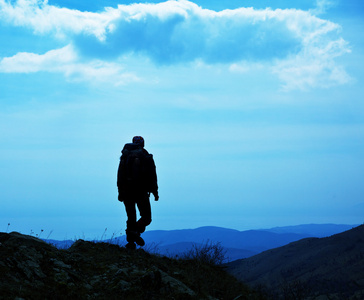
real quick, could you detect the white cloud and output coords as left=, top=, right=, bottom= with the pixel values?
left=273, top=38, right=351, bottom=90
left=0, top=0, right=115, bottom=40
left=311, top=0, right=338, bottom=15
left=0, top=44, right=140, bottom=85
left=0, top=44, right=75, bottom=73
left=0, top=0, right=351, bottom=89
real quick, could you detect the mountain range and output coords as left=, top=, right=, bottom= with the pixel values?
left=2, top=223, right=362, bottom=298
left=124, top=224, right=358, bottom=261
left=226, top=224, right=364, bottom=299
left=46, top=223, right=358, bottom=262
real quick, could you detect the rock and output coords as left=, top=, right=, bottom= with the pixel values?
left=159, top=269, right=196, bottom=298
left=0, top=231, right=258, bottom=300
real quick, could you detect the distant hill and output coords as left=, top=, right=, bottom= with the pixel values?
left=226, top=225, right=364, bottom=299
left=142, top=226, right=307, bottom=250
left=263, top=223, right=358, bottom=237
left=42, top=224, right=358, bottom=262
left=0, top=231, right=262, bottom=299
left=113, top=224, right=357, bottom=261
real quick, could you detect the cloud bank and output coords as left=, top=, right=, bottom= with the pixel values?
left=0, top=45, right=139, bottom=85
left=0, top=0, right=351, bottom=89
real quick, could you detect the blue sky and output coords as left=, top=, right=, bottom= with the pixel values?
left=1, top=0, right=363, bottom=240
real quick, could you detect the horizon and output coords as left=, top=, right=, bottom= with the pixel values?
left=1, top=0, right=364, bottom=241
left=3, top=222, right=361, bottom=242
left=3, top=221, right=361, bottom=242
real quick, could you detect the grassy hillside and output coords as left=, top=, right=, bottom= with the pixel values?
left=0, top=231, right=264, bottom=300
left=226, top=225, right=364, bottom=299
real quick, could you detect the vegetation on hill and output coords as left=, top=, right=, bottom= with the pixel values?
left=0, top=232, right=264, bottom=300
left=226, top=225, right=364, bottom=299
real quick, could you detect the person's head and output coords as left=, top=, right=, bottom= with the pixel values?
left=132, top=136, right=145, bottom=147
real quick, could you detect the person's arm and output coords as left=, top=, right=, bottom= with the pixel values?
left=148, top=155, right=159, bottom=201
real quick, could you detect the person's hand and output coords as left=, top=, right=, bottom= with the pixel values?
left=153, top=192, right=159, bottom=201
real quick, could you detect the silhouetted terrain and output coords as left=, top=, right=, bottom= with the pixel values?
left=142, top=226, right=309, bottom=254
left=0, top=231, right=263, bottom=300
left=44, top=224, right=356, bottom=262
left=126, top=224, right=357, bottom=261
left=263, top=223, right=357, bottom=237
left=226, top=225, right=364, bottom=299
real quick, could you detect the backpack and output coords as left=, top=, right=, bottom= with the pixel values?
left=125, top=148, right=145, bottom=185
left=118, top=143, right=148, bottom=190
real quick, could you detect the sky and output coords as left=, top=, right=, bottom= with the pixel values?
left=1, top=0, right=364, bottom=240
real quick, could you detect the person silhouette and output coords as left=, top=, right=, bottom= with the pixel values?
left=117, top=136, right=159, bottom=249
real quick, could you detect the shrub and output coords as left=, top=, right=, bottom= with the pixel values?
left=181, top=240, right=227, bottom=265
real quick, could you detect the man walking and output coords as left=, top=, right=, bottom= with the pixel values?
left=117, top=136, right=159, bottom=249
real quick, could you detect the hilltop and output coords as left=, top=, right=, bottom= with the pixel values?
left=226, top=225, right=364, bottom=299
left=0, top=231, right=263, bottom=300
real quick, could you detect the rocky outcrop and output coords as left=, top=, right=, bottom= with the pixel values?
left=0, top=232, right=258, bottom=300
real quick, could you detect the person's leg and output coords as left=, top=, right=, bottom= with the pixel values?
left=123, top=196, right=146, bottom=247
left=123, top=199, right=137, bottom=243
left=136, top=193, right=152, bottom=234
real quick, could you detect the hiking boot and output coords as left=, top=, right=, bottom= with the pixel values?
left=126, top=230, right=145, bottom=247
left=134, top=235, right=145, bottom=247
left=125, top=242, right=136, bottom=250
